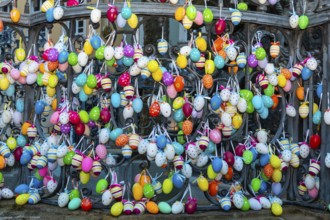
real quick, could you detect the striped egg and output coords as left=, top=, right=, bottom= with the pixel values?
left=225, top=105, right=237, bottom=117
left=120, top=93, right=129, bottom=107
left=47, top=148, right=57, bottom=163
left=256, top=74, right=269, bottom=89
left=129, top=134, right=140, bottom=150
left=299, top=104, right=309, bottom=118
left=236, top=53, right=247, bottom=68
left=281, top=160, right=289, bottom=171
left=110, top=184, right=123, bottom=201
left=309, top=161, right=320, bottom=176
left=27, top=126, right=38, bottom=138
left=54, top=123, right=61, bottom=132
left=222, top=126, right=233, bottom=137
left=28, top=192, right=41, bottom=204
left=72, top=154, right=83, bottom=168
left=0, top=145, right=10, bottom=158
left=36, top=156, right=48, bottom=169
left=290, top=143, right=300, bottom=156
left=278, top=138, right=290, bottom=150
left=30, top=155, right=39, bottom=169
left=123, top=85, right=135, bottom=99
left=141, top=68, right=151, bottom=79
left=157, top=39, right=169, bottom=55
left=152, top=181, right=162, bottom=194
left=133, top=47, right=143, bottom=62
left=124, top=201, right=134, bottom=215
left=182, top=16, right=193, bottom=29
left=220, top=197, right=231, bottom=211
left=198, top=136, right=209, bottom=150
left=231, top=11, right=242, bottom=26
left=292, top=63, right=303, bottom=77
left=41, top=0, right=54, bottom=13
left=122, top=145, right=133, bottom=159
left=42, top=105, right=52, bottom=116
left=92, top=160, right=102, bottom=176
left=28, top=144, right=40, bottom=155
left=42, top=72, right=51, bottom=85
left=196, top=54, right=205, bottom=70
left=270, top=43, right=280, bottom=58
left=134, top=201, right=146, bottom=215
left=173, top=155, right=184, bottom=169
left=290, top=154, right=300, bottom=168
left=20, top=66, right=29, bottom=77
left=101, top=78, right=112, bottom=91
left=298, top=182, right=307, bottom=196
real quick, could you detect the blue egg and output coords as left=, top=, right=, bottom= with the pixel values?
left=172, top=142, right=184, bottom=155
left=58, top=50, right=69, bottom=64
left=262, top=95, right=273, bottom=108
left=214, top=55, right=225, bottom=69
left=174, top=109, right=184, bottom=122
left=110, top=128, right=123, bottom=141
left=316, top=84, right=322, bottom=98
left=46, top=8, right=55, bottom=23
left=16, top=98, right=24, bottom=113
left=250, top=148, right=258, bottom=161
left=121, top=6, right=132, bottom=20
left=212, top=157, right=223, bottom=173
left=5, top=84, right=15, bottom=97
left=259, top=154, right=270, bottom=166
left=211, top=94, right=222, bottom=110
left=17, top=135, right=27, bottom=147
left=122, top=56, right=134, bottom=67
left=252, top=95, right=263, bottom=110
left=90, top=35, right=101, bottom=50
left=56, top=70, right=66, bottom=81
left=79, top=90, right=88, bottom=102
left=301, top=67, right=313, bottom=81
left=258, top=181, right=267, bottom=194
left=259, top=107, right=269, bottom=119
left=31, top=177, right=43, bottom=189
left=132, top=97, right=143, bottom=113
left=75, top=73, right=87, bottom=87
left=15, top=184, right=30, bottom=194
left=205, top=141, right=216, bottom=154
left=111, top=92, right=121, bottom=108
left=156, top=135, right=167, bottom=149
left=313, top=110, right=321, bottom=125
left=172, top=173, right=185, bottom=189
left=35, top=100, right=45, bottom=115
left=20, top=152, right=32, bottom=165
left=190, top=48, right=201, bottom=62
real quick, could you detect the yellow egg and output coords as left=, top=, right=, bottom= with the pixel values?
left=46, top=86, right=56, bottom=97
left=83, top=84, right=93, bottom=95
left=205, top=59, right=215, bottom=74
left=162, top=178, right=173, bottom=194
left=148, top=60, right=159, bottom=73
left=110, top=202, right=123, bottom=217
left=176, top=54, right=187, bottom=69
left=312, top=103, right=318, bottom=114
left=127, top=14, right=138, bottom=29
left=173, top=97, right=185, bottom=110
left=299, top=103, right=309, bottom=119
left=6, top=137, right=17, bottom=150
left=15, top=48, right=26, bottom=61
left=207, top=164, right=217, bottom=180
left=175, top=7, right=185, bottom=21
left=197, top=175, right=209, bottom=191
left=270, top=155, right=281, bottom=169
left=277, top=74, right=286, bottom=88
left=41, top=0, right=54, bottom=13
left=132, top=182, right=143, bottom=201
left=271, top=202, right=283, bottom=216
left=42, top=72, right=51, bottom=86
left=272, top=169, right=282, bottom=182
left=152, top=68, right=163, bottom=82
left=48, top=75, right=58, bottom=88
left=16, top=193, right=30, bottom=205
left=182, top=15, right=193, bottom=29
left=196, top=33, right=207, bottom=52
left=80, top=171, right=90, bottom=184
left=232, top=113, right=243, bottom=129
left=83, top=40, right=93, bottom=55
left=0, top=77, right=10, bottom=90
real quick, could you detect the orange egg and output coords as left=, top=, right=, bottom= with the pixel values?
left=208, top=180, right=219, bottom=197
left=139, top=174, right=151, bottom=187
left=39, top=63, right=45, bottom=73
left=115, top=134, right=129, bottom=147
left=21, top=121, right=32, bottom=135
left=212, top=36, right=223, bottom=52
left=51, top=98, right=57, bottom=111
left=281, top=68, right=292, bottom=80
left=182, top=120, right=193, bottom=135
left=228, top=61, right=238, bottom=74
left=146, top=201, right=159, bottom=214
left=263, top=163, right=274, bottom=178
left=174, top=7, right=185, bottom=21
left=202, top=74, right=213, bottom=89
left=224, top=166, right=234, bottom=181
left=48, top=61, right=59, bottom=72
left=218, top=49, right=227, bottom=60
left=174, top=75, right=185, bottom=92
left=0, top=19, right=4, bottom=32
left=296, top=86, right=304, bottom=101
left=0, top=155, right=5, bottom=169
left=271, top=95, right=279, bottom=109
left=10, top=8, right=21, bottom=23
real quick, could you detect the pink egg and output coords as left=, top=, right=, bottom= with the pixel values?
left=10, top=68, right=20, bottom=80
left=283, top=80, right=292, bottom=92
left=194, top=11, right=204, bottom=26
left=43, top=175, right=52, bottom=187
left=38, top=166, right=48, bottom=177
left=209, top=128, right=221, bottom=144
left=58, top=62, right=69, bottom=72
left=308, top=187, right=318, bottom=199
left=81, top=156, right=93, bottom=172
left=167, top=84, right=177, bottom=99
left=50, top=111, right=60, bottom=124
left=134, top=174, right=141, bottom=183
left=95, top=144, right=107, bottom=159
left=18, top=76, right=27, bottom=84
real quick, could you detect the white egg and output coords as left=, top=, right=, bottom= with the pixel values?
left=102, top=190, right=113, bottom=206
left=58, top=192, right=70, bottom=207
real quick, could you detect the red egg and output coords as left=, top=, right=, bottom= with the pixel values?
left=208, top=180, right=219, bottom=197
left=149, top=101, right=160, bottom=117
left=100, top=108, right=111, bottom=123
left=223, top=151, right=235, bottom=166
left=81, top=197, right=92, bottom=211
left=182, top=102, right=193, bottom=117
left=310, top=134, right=321, bottom=150
left=215, top=19, right=226, bottom=35
left=185, top=197, right=197, bottom=214
left=235, top=144, right=246, bottom=157
left=118, top=72, right=131, bottom=87
left=14, top=147, right=23, bottom=161
left=107, top=4, right=118, bottom=23
left=69, top=111, right=81, bottom=125
left=74, top=122, right=85, bottom=136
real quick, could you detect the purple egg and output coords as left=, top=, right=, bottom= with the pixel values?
left=60, top=123, right=71, bottom=134
left=272, top=182, right=282, bottom=196
left=123, top=44, right=134, bottom=58
left=258, top=58, right=268, bottom=69
left=88, top=120, right=96, bottom=128
left=192, top=109, right=203, bottom=118
left=48, top=48, right=59, bottom=62
left=162, top=71, right=174, bottom=86
left=248, top=54, right=258, bottom=68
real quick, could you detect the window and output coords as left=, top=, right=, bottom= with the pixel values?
left=75, top=20, right=86, bottom=36
left=33, top=0, right=42, bottom=12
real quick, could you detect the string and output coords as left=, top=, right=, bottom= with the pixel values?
left=291, top=0, right=295, bottom=15
left=304, top=88, right=309, bottom=103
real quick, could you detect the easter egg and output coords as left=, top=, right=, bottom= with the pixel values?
left=158, top=202, right=172, bottom=214
left=146, top=201, right=159, bottom=214
left=271, top=203, right=283, bottom=216
left=162, top=178, right=173, bottom=194
left=299, top=15, right=309, bottom=30
left=111, top=202, right=123, bottom=216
